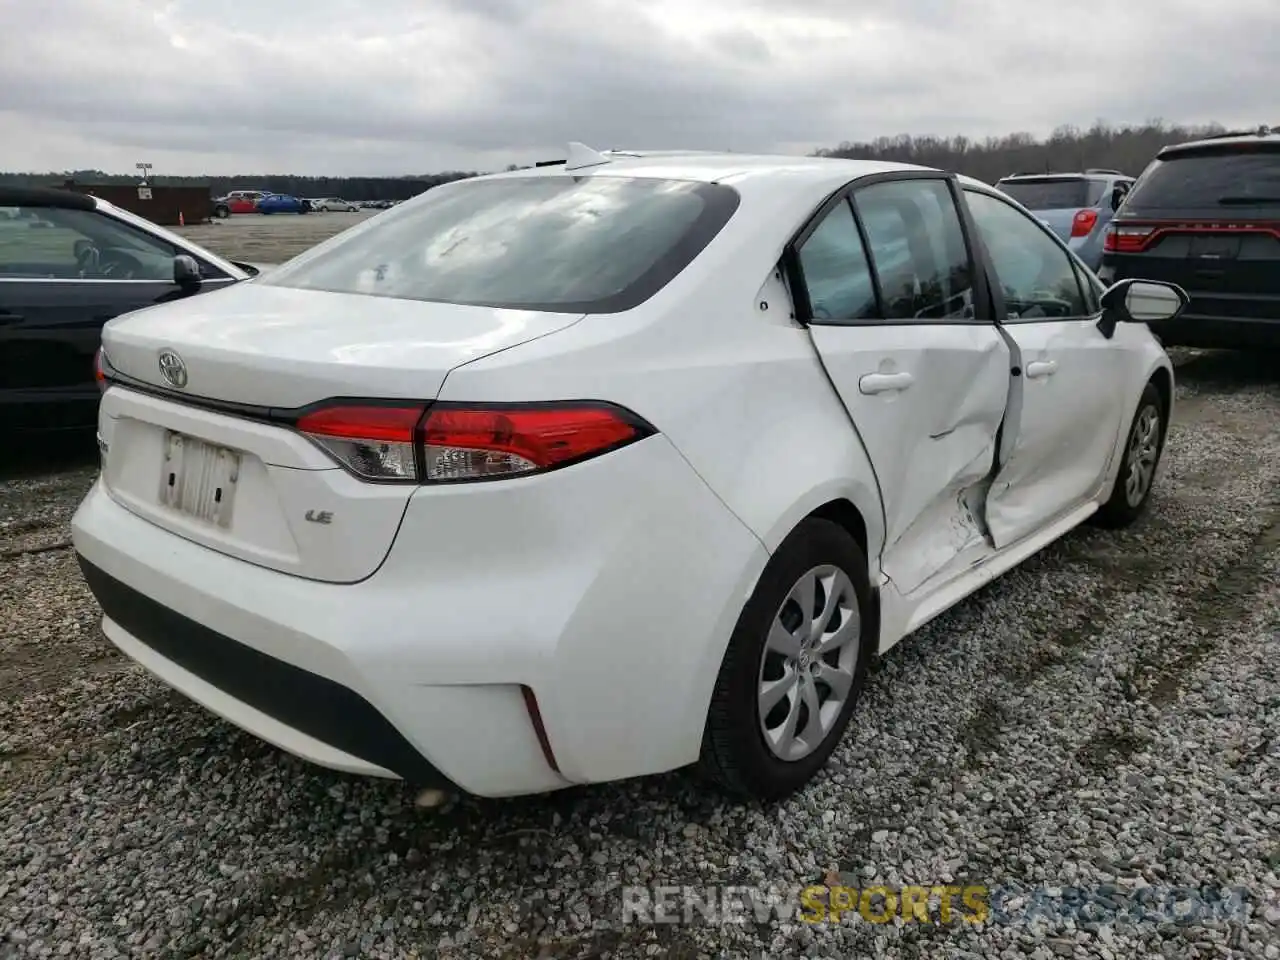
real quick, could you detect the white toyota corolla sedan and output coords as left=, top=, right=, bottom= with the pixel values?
left=72, top=145, right=1188, bottom=802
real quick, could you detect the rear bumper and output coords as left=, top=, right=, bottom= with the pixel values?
left=71, top=434, right=768, bottom=796
left=1155, top=314, right=1280, bottom=349
left=1098, top=259, right=1280, bottom=348
left=78, top=555, right=451, bottom=785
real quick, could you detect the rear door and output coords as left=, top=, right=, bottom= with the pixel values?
left=0, top=201, right=237, bottom=430
left=1102, top=143, right=1280, bottom=323
left=960, top=187, right=1125, bottom=546
left=793, top=173, right=1011, bottom=596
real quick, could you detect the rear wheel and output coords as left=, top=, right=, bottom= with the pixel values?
left=1094, top=381, right=1165, bottom=528
left=699, top=518, right=871, bottom=802
left=213, top=204, right=230, bottom=219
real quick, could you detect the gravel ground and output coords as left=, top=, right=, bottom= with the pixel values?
left=174, top=211, right=376, bottom=265
left=1, top=349, right=1277, bottom=959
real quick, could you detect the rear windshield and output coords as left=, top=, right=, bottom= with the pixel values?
left=260, top=176, right=740, bottom=313
left=996, top=177, right=1104, bottom=210
left=1122, top=149, right=1280, bottom=211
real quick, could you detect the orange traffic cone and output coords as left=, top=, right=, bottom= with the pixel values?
left=178, top=211, right=185, bottom=226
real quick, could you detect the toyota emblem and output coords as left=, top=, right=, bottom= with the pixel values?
left=157, top=349, right=188, bottom=388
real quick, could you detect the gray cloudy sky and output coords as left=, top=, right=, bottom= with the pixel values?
left=1, top=0, right=1274, bottom=176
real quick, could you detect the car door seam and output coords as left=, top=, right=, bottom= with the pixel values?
left=802, top=326, right=892, bottom=559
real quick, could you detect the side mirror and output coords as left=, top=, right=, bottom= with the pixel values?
left=1097, top=278, right=1188, bottom=338
left=173, top=254, right=203, bottom=287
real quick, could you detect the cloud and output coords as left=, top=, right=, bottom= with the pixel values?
left=0, top=0, right=1274, bottom=175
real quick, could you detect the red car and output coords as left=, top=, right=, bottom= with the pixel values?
left=211, top=190, right=269, bottom=218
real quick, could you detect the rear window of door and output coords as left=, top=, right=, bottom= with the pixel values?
left=1122, top=148, right=1280, bottom=212
left=794, top=199, right=877, bottom=321
left=260, top=176, right=741, bottom=313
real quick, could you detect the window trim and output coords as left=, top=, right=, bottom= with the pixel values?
left=784, top=170, right=991, bottom=327
left=959, top=186, right=1097, bottom=325
left=1073, top=258, right=1102, bottom=315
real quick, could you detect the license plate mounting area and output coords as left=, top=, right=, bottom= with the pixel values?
left=159, top=431, right=241, bottom=528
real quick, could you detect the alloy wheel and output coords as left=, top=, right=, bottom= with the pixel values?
left=756, top=565, right=860, bottom=762
left=1124, top=404, right=1161, bottom=507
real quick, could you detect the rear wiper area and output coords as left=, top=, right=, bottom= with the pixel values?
left=1217, top=195, right=1280, bottom=205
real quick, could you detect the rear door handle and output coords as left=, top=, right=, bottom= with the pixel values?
left=1025, top=360, right=1058, bottom=379
left=858, top=371, right=915, bottom=395
left=0, top=312, right=22, bottom=326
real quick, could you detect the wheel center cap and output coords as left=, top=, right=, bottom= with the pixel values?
left=798, top=650, right=811, bottom=669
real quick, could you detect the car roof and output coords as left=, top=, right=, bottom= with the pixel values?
left=1159, top=130, right=1280, bottom=158
left=996, top=171, right=1125, bottom=181
left=489, top=149, right=944, bottom=192
left=0, top=185, right=97, bottom=210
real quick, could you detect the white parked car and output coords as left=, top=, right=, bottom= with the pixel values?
left=317, top=195, right=363, bottom=211
left=73, top=145, right=1187, bottom=802
left=309, top=197, right=360, bottom=212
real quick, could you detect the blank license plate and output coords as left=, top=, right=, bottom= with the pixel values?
left=159, top=431, right=240, bottom=527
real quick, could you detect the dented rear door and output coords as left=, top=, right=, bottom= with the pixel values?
left=795, top=176, right=1011, bottom=596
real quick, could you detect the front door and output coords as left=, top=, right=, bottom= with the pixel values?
left=960, top=187, right=1125, bottom=547
left=793, top=175, right=1011, bottom=596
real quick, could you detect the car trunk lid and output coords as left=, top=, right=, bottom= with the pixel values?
left=96, top=283, right=584, bottom=582
left=100, top=282, right=584, bottom=408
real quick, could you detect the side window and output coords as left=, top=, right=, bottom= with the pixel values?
left=962, top=190, right=1087, bottom=320
left=0, top=205, right=181, bottom=282
left=852, top=179, right=975, bottom=321
left=0, top=205, right=84, bottom=278
left=795, top=198, right=877, bottom=321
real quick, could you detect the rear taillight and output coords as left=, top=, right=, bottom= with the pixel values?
left=295, top=401, right=653, bottom=483
left=1071, top=209, right=1099, bottom=238
left=296, top=403, right=424, bottom=481
left=1104, top=224, right=1155, bottom=253
left=94, top=347, right=112, bottom=393
left=421, top=404, right=646, bottom=481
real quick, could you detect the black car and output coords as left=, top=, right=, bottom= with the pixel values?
left=0, top=186, right=255, bottom=434
left=1099, top=129, right=1280, bottom=349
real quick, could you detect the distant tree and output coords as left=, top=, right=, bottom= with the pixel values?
left=0, top=168, right=480, bottom=202
left=812, top=119, right=1242, bottom=182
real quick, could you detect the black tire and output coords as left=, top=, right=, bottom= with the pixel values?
left=699, top=518, right=872, bottom=802
left=213, top=204, right=230, bottom=219
left=1093, top=381, right=1166, bottom=529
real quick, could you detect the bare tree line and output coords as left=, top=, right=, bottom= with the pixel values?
left=814, top=120, right=1269, bottom=182
left=2, top=120, right=1268, bottom=193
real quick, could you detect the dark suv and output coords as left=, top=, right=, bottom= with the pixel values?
left=1099, top=128, right=1280, bottom=349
